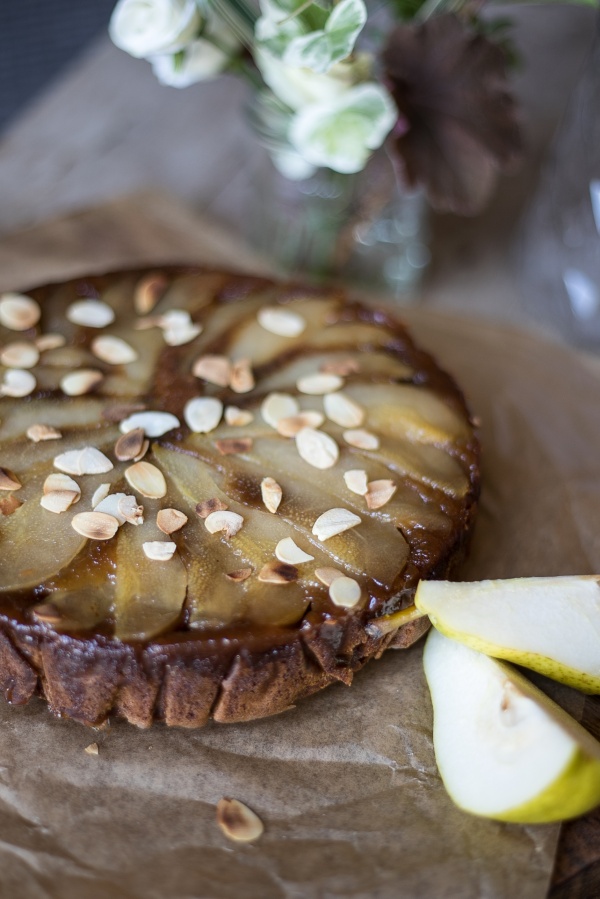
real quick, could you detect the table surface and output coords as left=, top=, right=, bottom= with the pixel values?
left=0, top=6, right=599, bottom=897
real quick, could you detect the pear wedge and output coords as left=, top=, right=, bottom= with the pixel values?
left=415, top=576, right=600, bottom=693
left=423, top=629, right=600, bottom=823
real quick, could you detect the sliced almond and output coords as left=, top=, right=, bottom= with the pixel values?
left=230, top=358, right=255, bottom=394
left=114, top=428, right=146, bottom=462
left=0, top=341, right=39, bottom=369
left=1, top=369, right=36, bottom=397
left=215, top=437, right=252, bottom=455
left=329, top=576, right=362, bottom=608
left=40, top=490, right=80, bottom=514
left=312, top=508, right=361, bottom=541
left=257, top=306, right=306, bottom=337
left=320, top=358, right=360, bottom=376
left=343, top=429, right=380, bottom=450
left=324, top=392, right=364, bottom=428
left=297, top=373, right=343, bottom=395
left=164, top=322, right=202, bottom=346
left=315, top=566, right=344, bottom=586
left=133, top=439, right=150, bottom=462
left=261, top=477, right=282, bottom=514
left=216, top=798, right=264, bottom=843
left=119, top=410, right=179, bottom=437
left=118, top=495, right=144, bottom=525
left=134, top=273, right=168, bottom=314
left=142, top=541, right=176, bottom=561
left=84, top=743, right=99, bottom=756
left=343, top=469, right=368, bottom=496
left=0, top=467, right=21, bottom=491
left=54, top=447, right=113, bottom=476
left=43, top=473, right=80, bottom=496
left=225, top=567, right=252, bottom=583
left=365, top=479, right=397, bottom=510
left=26, top=423, right=62, bottom=443
left=257, top=561, right=298, bottom=584
left=71, top=511, right=119, bottom=540
left=66, top=299, right=115, bottom=328
left=91, top=335, right=138, bottom=365
left=91, top=483, right=111, bottom=508
left=184, top=397, right=223, bottom=433
left=192, top=354, right=231, bottom=387
left=275, top=537, right=314, bottom=564
left=224, top=406, right=253, bottom=427
left=0, top=494, right=22, bottom=515
left=261, top=392, right=299, bottom=429
left=35, top=333, right=66, bottom=352
left=0, top=293, right=41, bottom=331
left=94, top=493, right=129, bottom=525
left=276, top=411, right=325, bottom=437
left=296, top=427, right=339, bottom=470
left=204, top=510, right=244, bottom=538
left=157, top=508, right=188, bottom=534
left=60, top=369, right=103, bottom=397
left=196, top=498, right=228, bottom=519
left=125, top=461, right=167, bottom=499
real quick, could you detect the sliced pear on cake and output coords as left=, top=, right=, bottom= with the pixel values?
left=415, top=576, right=600, bottom=693
left=423, top=629, right=600, bottom=823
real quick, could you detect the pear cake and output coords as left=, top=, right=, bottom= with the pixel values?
left=0, top=268, right=480, bottom=727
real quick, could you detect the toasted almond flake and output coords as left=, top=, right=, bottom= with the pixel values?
left=134, top=439, right=150, bottom=462
left=125, top=461, right=167, bottom=499
left=157, top=507, right=188, bottom=534
left=118, top=495, right=144, bottom=525
left=54, top=447, right=113, bottom=476
left=91, top=483, right=111, bottom=508
left=44, top=473, right=81, bottom=495
left=26, top=423, right=62, bottom=443
left=114, top=428, right=146, bottom=462
left=71, top=511, right=119, bottom=540
left=365, top=479, right=397, bottom=510
left=261, top=392, right=299, bottom=429
left=1, top=368, right=36, bottom=397
left=297, top=373, right=343, bottom=395
left=315, top=566, right=345, bottom=586
left=0, top=467, right=21, bottom=491
left=143, top=541, right=176, bottom=561
left=101, top=402, right=146, bottom=423
left=275, top=537, right=314, bottom=564
left=91, top=335, right=138, bottom=365
left=192, top=354, right=231, bottom=387
left=94, top=493, right=129, bottom=524
left=312, top=508, right=361, bottom=541
left=343, top=469, right=368, bottom=496
left=324, top=391, right=364, bottom=428
left=40, top=489, right=80, bottom=514
left=0, top=494, right=22, bottom=515
left=134, top=273, right=168, bottom=315
left=204, top=510, right=244, bottom=537
left=183, top=397, right=223, bottom=433
left=0, top=293, right=41, bottom=331
left=159, top=309, right=192, bottom=329
left=296, top=427, right=339, bottom=470
left=260, top=476, right=283, bottom=514
left=329, top=576, right=362, bottom=608
left=230, top=358, right=255, bottom=394
left=320, top=358, right=360, bottom=376
left=0, top=341, right=39, bottom=369
left=225, top=567, right=252, bottom=582
left=164, top=322, right=202, bottom=346
left=224, top=406, right=254, bottom=427
left=66, top=299, right=115, bottom=328
left=276, top=410, right=325, bottom=437
left=258, top=306, right=306, bottom=337
left=258, top=561, right=299, bottom=584
left=84, top=743, right=99, bottom=756
left=343, top=429, right=380, bottom=450
left=60, top=369, right=104, bottom=396
left=215, top=437, right=252, bottom=455
left=196, top=497, right=228, bottom=519
left=216, top=798, right=264, bottom=843
left=35, top=333, right=66, bottom=352
left=119, top=410, right=179, bottom=437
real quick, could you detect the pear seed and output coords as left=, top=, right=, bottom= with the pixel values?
left=216, top=798, right=264, bottom=843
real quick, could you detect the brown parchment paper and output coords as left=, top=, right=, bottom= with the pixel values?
left=1, top=191, right=599, bottom=899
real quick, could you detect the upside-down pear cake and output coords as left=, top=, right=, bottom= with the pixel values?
left=0, top=268, right=480, bottom=727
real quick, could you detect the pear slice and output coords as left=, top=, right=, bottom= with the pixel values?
left=423, top=629, right=600, bottom=823
left=415, top=576, right=600, bottom=693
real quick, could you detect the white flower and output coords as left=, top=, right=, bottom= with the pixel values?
left=152, top=38, right=230, bottom=85
left=256, top=49, right=371, bottom=112
left=289, top=83, right=397, bottom=174
left=109, top=0, right=201, bottom=58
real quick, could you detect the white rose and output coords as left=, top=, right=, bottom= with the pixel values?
left=109, top=0, right=202, bottom=58
left=151, top=38, right=230, bottom=86
left=256, top=49, right=371, bottom=112
left=289, top=83, right=397, bottom=175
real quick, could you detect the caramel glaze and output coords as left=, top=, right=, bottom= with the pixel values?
left=0, top=267, right=480, bottom=725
